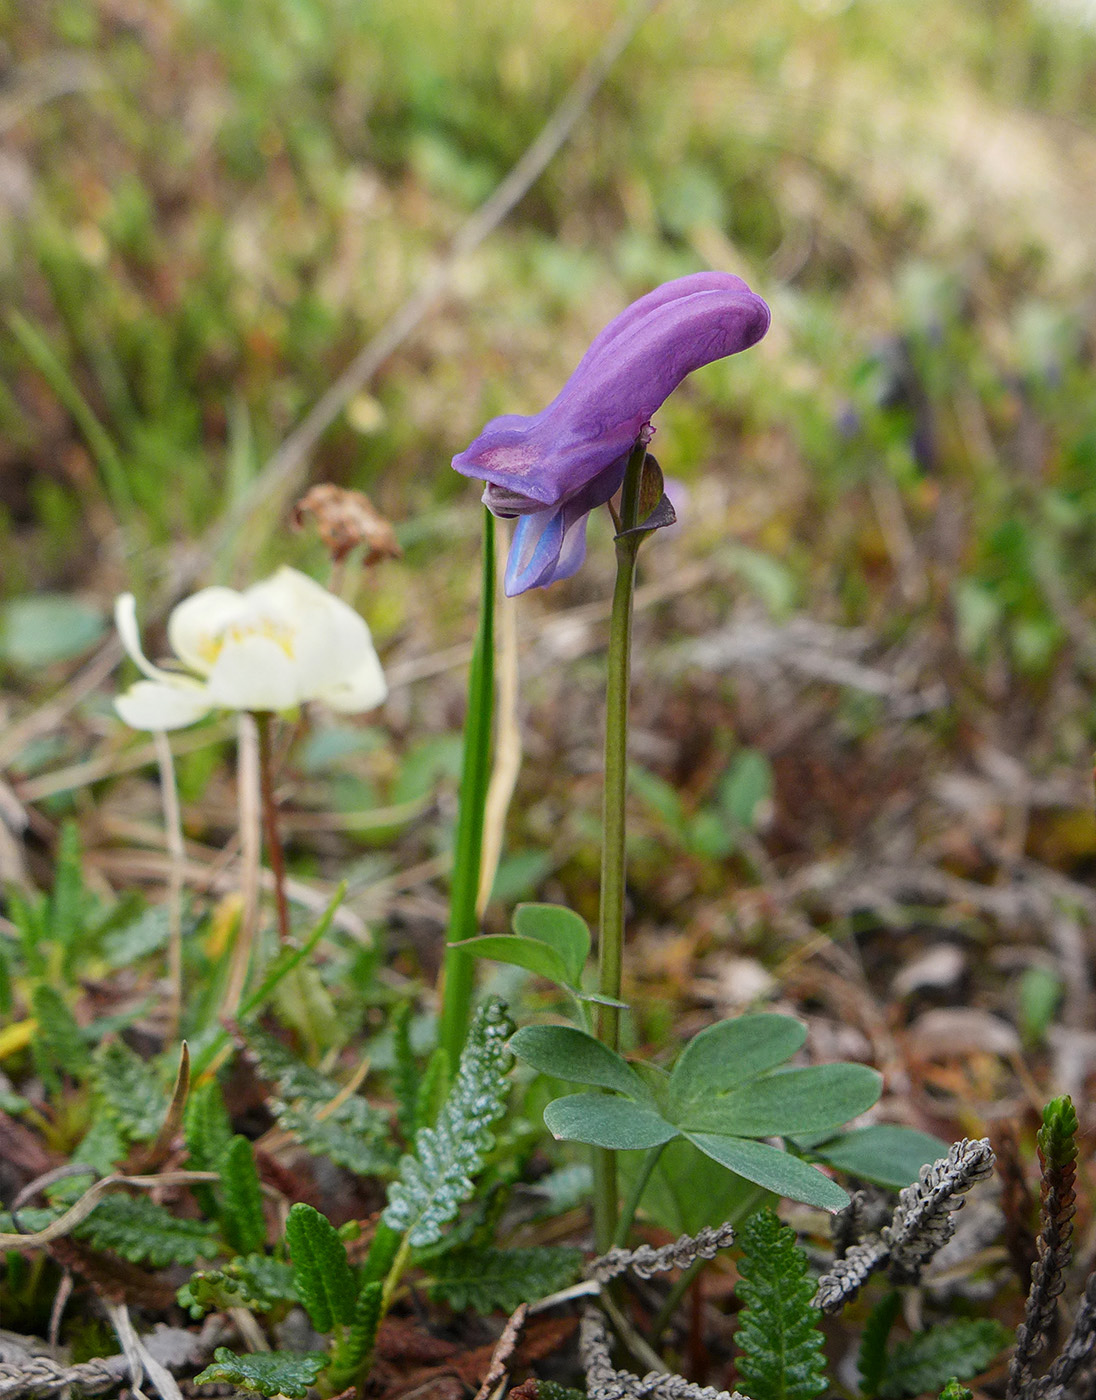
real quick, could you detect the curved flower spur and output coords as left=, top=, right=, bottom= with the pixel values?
left=452, top=272, right=771, bottom=594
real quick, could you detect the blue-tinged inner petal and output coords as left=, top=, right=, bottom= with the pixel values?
left=502, top=453, right=629, bottom=595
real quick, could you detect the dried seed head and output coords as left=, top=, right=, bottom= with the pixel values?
left=293, top=485, right=402, bottom=566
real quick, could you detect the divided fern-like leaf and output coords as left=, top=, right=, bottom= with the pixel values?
left=50, top=821, right=86, bottom=972
left=72, top=1112, right=127, bottom=1177
left=858, top=1291, right=901, bottom=1398
left=75, top=1194, right=219, bottom=1266
left=429, top=1244, right=584, bottom=1314
left=194, top=1347, right=327, bottom=1399
left=277, top=1097, right=398, bottom=1177
left=243, top=1023, right=335, bottom=1103
left=220, top=1135, right=267, bottom=1255
left=735, top=1209, right=826, bottom=1400
left=879, top=1320, right=1010, bottom=1399
left=382, top=998, right=514, bottom=1248
left=93, top=1040, right=168, bottom=1141
left=415, top=1044, right=451, bottom=1131
left=178, top=1255, right=296, bottom=1318
left=285, top=1202, right=356, bottom=1333
left=330, top=1280, right=384, bottom=1380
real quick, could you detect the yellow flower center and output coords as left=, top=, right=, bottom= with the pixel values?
left=195, top=617, right=297, bottom=667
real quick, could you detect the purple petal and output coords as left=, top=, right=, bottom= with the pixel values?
left=503, top=454, right=628, bottom=595
left=453, top=273, right=770, bottom=509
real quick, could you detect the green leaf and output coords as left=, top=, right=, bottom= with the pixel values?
left=50, top=821, right=85, bottom=972
left=512, top=903, right=591, bottom=986
left=32, top=985, right=90, bottom=1088
left=415, top=1044, right=451, bottom=1130
left=1038, top=1094, right=1078, bottom=1170
left=75, top=1194, right=218, bottom=1266
left=543, top=1094, right=678, bottom=1150
left=718, top=749, right=773, bottom=830
left=0, top=593, right=106, bottom=668
left=669, top=1015, right=806, bottom=1108
left=392, top=1001, right=419, bottom=1140
left=939, top=1382, right=973, bottom=1400
left=438, top=508, right=495, bottom=1068
left=684, top=1134, right=849, bottom=1211
left=184, top=1078, right=234, bottom=1172
left=449, top=935, right=575, bottom=992
left=1019, top=966, right=1061, bottom=1047
left=812, top=1126, right=949, bottom=1190
left=242, top=1023, right=336, bottom=1105
left=383, top=997, right=514, bottom=1248
left=858, top=1292, right=901, bottom=1398
left=430, top=1245, right=584, bottom=1314
left=878, top=1321, right=1010, bottom=1399
left=361, top=1218, right=403, bottom=1285
left=92, top=1040, right=168, bottom=1142
left=194, top=1348, right=327, bottom=1399
left=330, top=1279, right=384, bottom=1379
left=285, top=1202, right=356, bottom=1333
left=680, top=1064, right=882, bottom=1138
left=220, top=1136, right=267, bottom=1255
left=629, top=764, right=688, bottom=836
left=73, top=1114, right=127, bottom=1177
left=511, top=1024, right=649, bottom=1098
left=277, top=1097, right=398, bottom=1177
left=735, top=1209, right=826, bottom=1400
left=178, top=1255, right=296, bottom=1319
left=628, top=1138, right=771, bottom=1237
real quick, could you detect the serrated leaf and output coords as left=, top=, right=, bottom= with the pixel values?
left=511, top=1025, right=649, bottom=1099
left=178, top=1255, right=296, bottom=1319
left=415, top=1044, right=450, bottom=1131
left=813, top=1126, right=949, bottom=1191
left=285, top=1202, right=356, bottom=1333
left=680, top=1064, right=882, bottom=1139
left=194, top=1347, right=327, bottom=1399
left=668, top=1015, right=806, bottom=1109
left=50, top=821, right=85, bottom=973
left=685, top=1134, right=849, bottom=1212
left=330, top=1280, right=384, bottom=1380
left=449, top=935, right=574, bottom=991
left=430, top=1245, right=584, bottom=1314
left=184, top=1078, right=234, bottom=1172
left=72, top=1114, right=127, bottom=1177
left=32, top=985, right=90, bottom=1088
left=92, top=1040, right=168, bottom=1141
left=75, top=1194, right=218, bottom=1266
left=543, top=1094, right=677, bottom=1150
left=277, top=1096, right=398, bottom=1177
left=383, top=998, right=514, bottom=1247
left=511, top=904, right=590, bottom=986
left=736, top=1209, right=826, bottom=1400
left=220, top=1136, right=266, bottom=1255
left=878, top=1321, right=1010, bottom=1399
left=859, top=1291, right=901, bottom=1398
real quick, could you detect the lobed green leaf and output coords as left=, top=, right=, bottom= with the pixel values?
left=429, top=1244, right=584, bottom=1314
left=75, top=1194, right=218, bottom=1266
left=735, top=1209, right=826, bottom=1400
left=194, top=1348, right=327, bottom=1399
left=684, top=1133, right=849, bottom=1212
left=668, top=1015, right=806, bottom=1108
left=220, top=1135, right=267, bottom=1255
left=878, top=1321, right=1010, bottom=1398
left=511, top=1024, right=649, bottom=1098
left=285, top=1202, right=356, bottom=1333
left=543, top=1093, right=677, bottom=1151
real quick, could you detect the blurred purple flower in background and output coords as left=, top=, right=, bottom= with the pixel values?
left=453, top=272, right=770, bottom=595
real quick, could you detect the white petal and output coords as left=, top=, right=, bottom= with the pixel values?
left=204, top=634, right=301, bottom=711
left=242, top=567, right=328, bottom=629
left=247, top=567, right=376, bottom=698
left=114, top=679, right=213, bottom=731
left=317, top=648, right=388, bottom=713
left=168, top=586, right=250, bottom=676
left=115, top=594, right=176, bottom=684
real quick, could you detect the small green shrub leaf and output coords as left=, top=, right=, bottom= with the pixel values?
left=511, top=1024, right=649, bottom=1098
left=177, top=1256, right=296, bottom=1319
left=392, top=1001, right=419, bottom=1140
left=735, top=1208, right=826, bottom=1400
left=331, top=1279, right=384, bottom=1377
left=184, top=1078, right=234, bottom=1172
left=685, top=1134, right=849, bottom=1211
left=668, top=1015, right=806, bottom=1107
left=277, top=1097, right=398, bottom=1177
left=220, top=1136, right=266, bottom=1255
left=32, top=985, right=90, bottom=1088
left=285, top=1202, right=356, bottom=1332
left=92, top=1040, right=168, bottom=1142
left=511, top=904, right=590, bottom=986
left=878, top=1321, right=1010, bottom=1398
left=543, top=1094, right=677, bottom=1150
left=194, top=1348, right=327, bottom=1399
left=680, top=1064, right=881, bottom=1138
left=430, top=1245, right=584, bottom=1313
left=812, top=1126, right=949, bottom=1190
left=75, top=1194, right=218, bottom=1266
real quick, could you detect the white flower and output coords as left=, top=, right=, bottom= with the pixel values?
left=114, top=566, right=387, bottom=731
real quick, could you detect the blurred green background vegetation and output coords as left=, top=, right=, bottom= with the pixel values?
left=3, top=0, right=1096, bottom=976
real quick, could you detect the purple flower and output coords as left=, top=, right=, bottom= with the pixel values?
left=453, top=272, right=771, bottom=595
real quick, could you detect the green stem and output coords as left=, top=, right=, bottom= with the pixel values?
left=438, top=508, right=496, bottom=1070
left=593, top=438, right=647, bottom=1256
left=255, top=711, right=291, bottom=945
left=614, top=1141, right=667, bottom=1248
